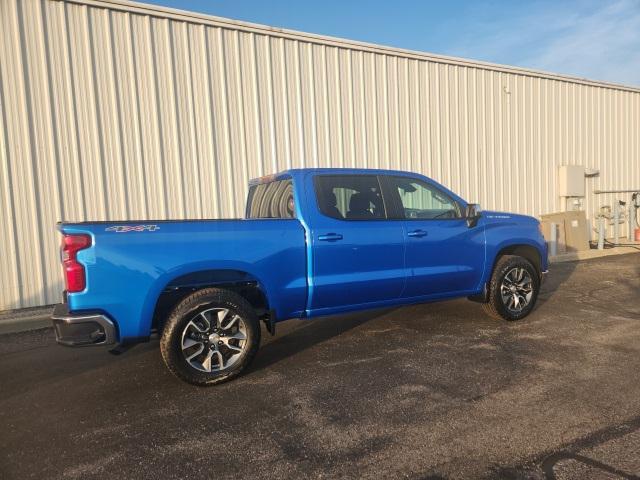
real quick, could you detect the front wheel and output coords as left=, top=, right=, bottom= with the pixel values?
left=482, top=255, right=540, bottom=321
left=160, top=288, right=261, bottom=386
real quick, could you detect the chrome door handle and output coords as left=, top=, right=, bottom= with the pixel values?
left=407, top=229, right=428, bottom=238
left=318, top=233, right=343, bottom=241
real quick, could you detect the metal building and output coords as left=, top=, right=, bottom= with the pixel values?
left=1, top=0, right=639, bottom=311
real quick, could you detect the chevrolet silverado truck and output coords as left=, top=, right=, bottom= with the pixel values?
left=52, top=168, right=548, bottom=385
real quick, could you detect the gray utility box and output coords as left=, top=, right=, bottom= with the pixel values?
left=558, top=165, right=586, bottom=197
left=540, top=211, right=590, bottom=253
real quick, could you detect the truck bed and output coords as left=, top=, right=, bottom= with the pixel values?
left=59, top=218, right=308, bottom=340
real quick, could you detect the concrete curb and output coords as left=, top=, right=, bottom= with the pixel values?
left=550, top=246, right=640, bottom=263
left=0, top=306, right=53, bottom=335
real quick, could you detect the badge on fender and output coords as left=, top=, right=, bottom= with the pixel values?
left=105, top=225, right=160, bottom=233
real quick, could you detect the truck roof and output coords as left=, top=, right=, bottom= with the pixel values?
left=249, top=167, right=420, bottom=185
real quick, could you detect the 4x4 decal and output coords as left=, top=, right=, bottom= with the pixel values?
left=105, top=225, right=160, bottom=233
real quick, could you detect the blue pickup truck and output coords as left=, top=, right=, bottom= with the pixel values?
left=52, top=168, right=547, bottom=385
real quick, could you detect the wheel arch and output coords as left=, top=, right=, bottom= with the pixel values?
left=494, top=244, right=542, bottom=276
left=471, top=242, right=544, bottom=303
left=148, top=268, right=271, bottom=334
left=481, top=247, right=542, bottom=320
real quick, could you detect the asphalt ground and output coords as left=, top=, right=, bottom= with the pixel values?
left=1, top=254, right=639, bottom=479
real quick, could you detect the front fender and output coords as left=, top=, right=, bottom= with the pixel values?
left=480, top=219, right=548, bottom=286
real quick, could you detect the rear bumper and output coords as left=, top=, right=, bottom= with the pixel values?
left=51, top=303, right=117, bottom=347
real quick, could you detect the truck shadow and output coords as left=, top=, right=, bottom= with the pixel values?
left=247, top=308, right=397, bottom=373
left=247, top=259, right=584, bottom=374
left=535, top=258, right=577, bottom=308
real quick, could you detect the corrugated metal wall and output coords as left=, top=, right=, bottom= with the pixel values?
left=1, top=0, right=640, bottom=310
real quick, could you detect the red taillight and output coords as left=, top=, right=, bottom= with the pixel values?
left=61, top=234, right=91, bottom=293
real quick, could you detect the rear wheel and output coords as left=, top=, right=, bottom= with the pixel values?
left=482, top=255, right=540, bottom=321
left=160, top=288, right=260, bottom=385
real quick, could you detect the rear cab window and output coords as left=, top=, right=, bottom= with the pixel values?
left=246, top=179, right=295, bottom=219
left=314, top=175, right=386, bottom=220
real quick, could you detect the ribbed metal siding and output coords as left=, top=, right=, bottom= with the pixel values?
left=1, top=0, right=639, bottom=310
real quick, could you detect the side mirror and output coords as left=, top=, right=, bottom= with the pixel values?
left=465, top=203, right=481, bottom=228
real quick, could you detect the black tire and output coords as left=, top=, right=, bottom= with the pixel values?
left=160, top=288, right=261, bottom=386
left=482, top=255, right=540, bottom=321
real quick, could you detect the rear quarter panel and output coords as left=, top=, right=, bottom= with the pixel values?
left=60, top=219, right=307, bottom=340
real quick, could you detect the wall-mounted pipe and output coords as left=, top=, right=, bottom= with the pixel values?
left=613, top=202, right=620, bottom=245
left=549, top=223, right=558, bottom=257
left=594, top=189, right=640, bottom=194
left=597, top=217, right=605, bottom=250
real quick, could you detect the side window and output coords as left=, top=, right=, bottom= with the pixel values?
left=314, top=175, right=386, bottom=220
left=390, top=177, right=461, bottom=219
left=245, top=179, right=295, bottom=219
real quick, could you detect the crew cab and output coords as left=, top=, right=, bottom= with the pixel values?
left=52, top=169, right=548, bottom=385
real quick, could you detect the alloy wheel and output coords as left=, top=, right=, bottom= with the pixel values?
left=500, top=267, right=534, bottom=313
left=180, top=308, right=248, bottom=372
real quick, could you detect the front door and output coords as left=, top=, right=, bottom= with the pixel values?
left=307, top=174, right=406, bottom=314
left=382, top=175, right=485, bottom=298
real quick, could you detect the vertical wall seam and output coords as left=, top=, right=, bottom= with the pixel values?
left=62, top=2, right=87, bottom=218
left=39, top=0, right=65, bottom=222
left=85, top=7, right=111, bottom=218
left=147, top=17, right=169, bottom=217
left=127, top=12, right=149, bottom=218
left=185, top=23, right=203, bottom=217
left=0, top=60, right=24, bottom=308
left=166, top=20, right=187, bottom=218
left=249, top=33, right=265, bottom=177
left=106, top=10, right=130, bottom=218
left=16, top=0, right=48, bottom=305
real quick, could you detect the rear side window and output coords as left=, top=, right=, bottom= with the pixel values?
left=314, top=175, right=386, bottom=220
left=246, top=179, right=295, bottom=219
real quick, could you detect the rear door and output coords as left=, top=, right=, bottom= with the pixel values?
left=381, top=175, right=485, bottom=298
left=306, top=174, right=406, bottom=314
